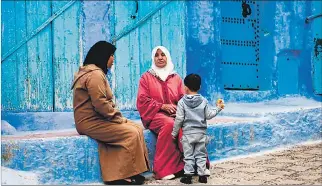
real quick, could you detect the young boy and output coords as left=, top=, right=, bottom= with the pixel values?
left=171, top=73, right=225, bottom=184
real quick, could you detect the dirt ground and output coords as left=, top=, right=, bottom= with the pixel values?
left=145, top=141, right=322, bottom=185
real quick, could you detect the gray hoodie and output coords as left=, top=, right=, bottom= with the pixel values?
left=171, top=94, right=222, bottom=137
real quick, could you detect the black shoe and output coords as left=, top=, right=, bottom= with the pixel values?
left=198, top=176, right=207, bottom=183
left=174, top=169, right=184, bottom=178
left=131, top=174, right=145, bottom=184
left=180, top=175, right=192, bottom=184
left=105, top=177, right=144, bottom=185
left=105, top=179, right=132, bottom=185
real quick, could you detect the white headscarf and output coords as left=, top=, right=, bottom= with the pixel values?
left=151, top=46, right=174, bottom=81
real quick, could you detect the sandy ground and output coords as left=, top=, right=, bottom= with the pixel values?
left=145, top=141, right=322, bottom=185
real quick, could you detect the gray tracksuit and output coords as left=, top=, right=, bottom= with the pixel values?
left=171, top=94, right=222, bottom=176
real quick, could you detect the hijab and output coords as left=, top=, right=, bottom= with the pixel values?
left=150, top=46, right=174, bottom=81
left=83, top=41, right=116, bottom=74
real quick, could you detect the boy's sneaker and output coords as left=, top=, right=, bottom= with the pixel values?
left=194, top=168, right=210, bottom=176
left=204, top=169, right=211, bottom=176
left=180, top=175, right=192, bottom=184
left=198, top=176, right=207, bottom=183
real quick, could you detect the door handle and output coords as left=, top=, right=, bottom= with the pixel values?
left=131, top=0, right=139, bottom=19
left=305, top=14, right=322, bottom=23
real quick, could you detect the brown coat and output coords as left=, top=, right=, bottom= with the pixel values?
left=71, top=64, right=149, bottom=181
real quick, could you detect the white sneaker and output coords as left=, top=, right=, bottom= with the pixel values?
left=161, top=174, right=175, bottom=180
left=205, top=169, right=211, bottom=176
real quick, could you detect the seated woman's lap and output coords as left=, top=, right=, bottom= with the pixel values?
left=148, top=113, right=175, bottom=136
left=80, top=120, right=142, bottom=145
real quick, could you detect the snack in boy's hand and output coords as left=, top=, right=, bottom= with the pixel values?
left=216, top=98, right=225, bottom=109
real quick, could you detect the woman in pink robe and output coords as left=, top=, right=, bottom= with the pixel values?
left=136, top=46, right=185, bottom=180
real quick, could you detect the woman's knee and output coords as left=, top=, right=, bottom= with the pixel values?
left=128, top=122, right=144, bottom=134
left=160, top=120, right=174, bottom=135
left=125, top=126, right=142, bottom=140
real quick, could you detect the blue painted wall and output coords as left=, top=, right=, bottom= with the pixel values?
left=113, top=1, right=186, bottom=109
left=52, top=1, right=81, bottom=111
left=186, top=1, right=322, bottom=103
left=2, top=1, right=54, bottom=112
left=1, top=1, right=78, bottom=112
left=1, top=1, right=321, bottom=112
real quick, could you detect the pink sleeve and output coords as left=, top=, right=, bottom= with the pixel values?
left=136, top=75, right=163, bottom=127
left=177, top=75, right=185, bottom=100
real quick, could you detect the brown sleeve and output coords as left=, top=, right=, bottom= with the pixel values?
left=86, top=71, right=122, bottom=122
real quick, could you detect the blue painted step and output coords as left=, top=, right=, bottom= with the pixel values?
left=2, top=98, right=322, bottom=184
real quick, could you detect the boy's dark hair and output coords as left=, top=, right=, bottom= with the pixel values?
left=184, top=73, right=201, bottom=92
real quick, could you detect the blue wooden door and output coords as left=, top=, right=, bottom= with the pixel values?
left=1, top=1, right=80, bottom=112
left=2, top=1, right=53, bottom=111
left=220, top=0, right=260, bottom=90
left=52, top=1, right=81, bottom=111
left=113, top=1, right=186, bottom=109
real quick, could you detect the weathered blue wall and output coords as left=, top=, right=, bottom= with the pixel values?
left=186, top=1, right=322, bottom=103
left=1, top=1, right=80, bottom=112
left=52, top=1, right=81, bottom=111
left=2, top=1, right=54, bottom=112
left=82, top=1, right=114, bottom=60
left=1, top=1, right=321, bottom=112
left=113, top=1, right=186, bottom=109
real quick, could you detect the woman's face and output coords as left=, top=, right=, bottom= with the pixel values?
left=107, top=54, right=114, bottom=69
left=154, top=49, right=167, bottom=68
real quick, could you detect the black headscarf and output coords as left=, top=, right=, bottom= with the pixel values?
left=83, top=41, right=116, bottom=74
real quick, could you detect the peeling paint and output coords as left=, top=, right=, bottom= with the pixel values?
left=195, top=1, right=215, bottom=45
left=274, top=2, right=291, bottom=55
left=2, top=1, right=321, bottom=112
left=314, top=38, right=322, bottom=57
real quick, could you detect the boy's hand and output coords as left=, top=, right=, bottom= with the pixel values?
left=219, top=103, right=225, bottom=109
left=217, top=103, right=225, bottom=109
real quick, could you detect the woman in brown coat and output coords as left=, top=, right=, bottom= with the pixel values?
left=71, top=41, right=150, bottom=185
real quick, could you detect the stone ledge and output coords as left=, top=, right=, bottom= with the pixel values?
left=1, top=106, right=321, bottom=184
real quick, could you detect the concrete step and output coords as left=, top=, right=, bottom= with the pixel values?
left=2, top=97, right=321, bottom=184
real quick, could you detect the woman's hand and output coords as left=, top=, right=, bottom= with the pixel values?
left=161, top=104, right=177, bottom=115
